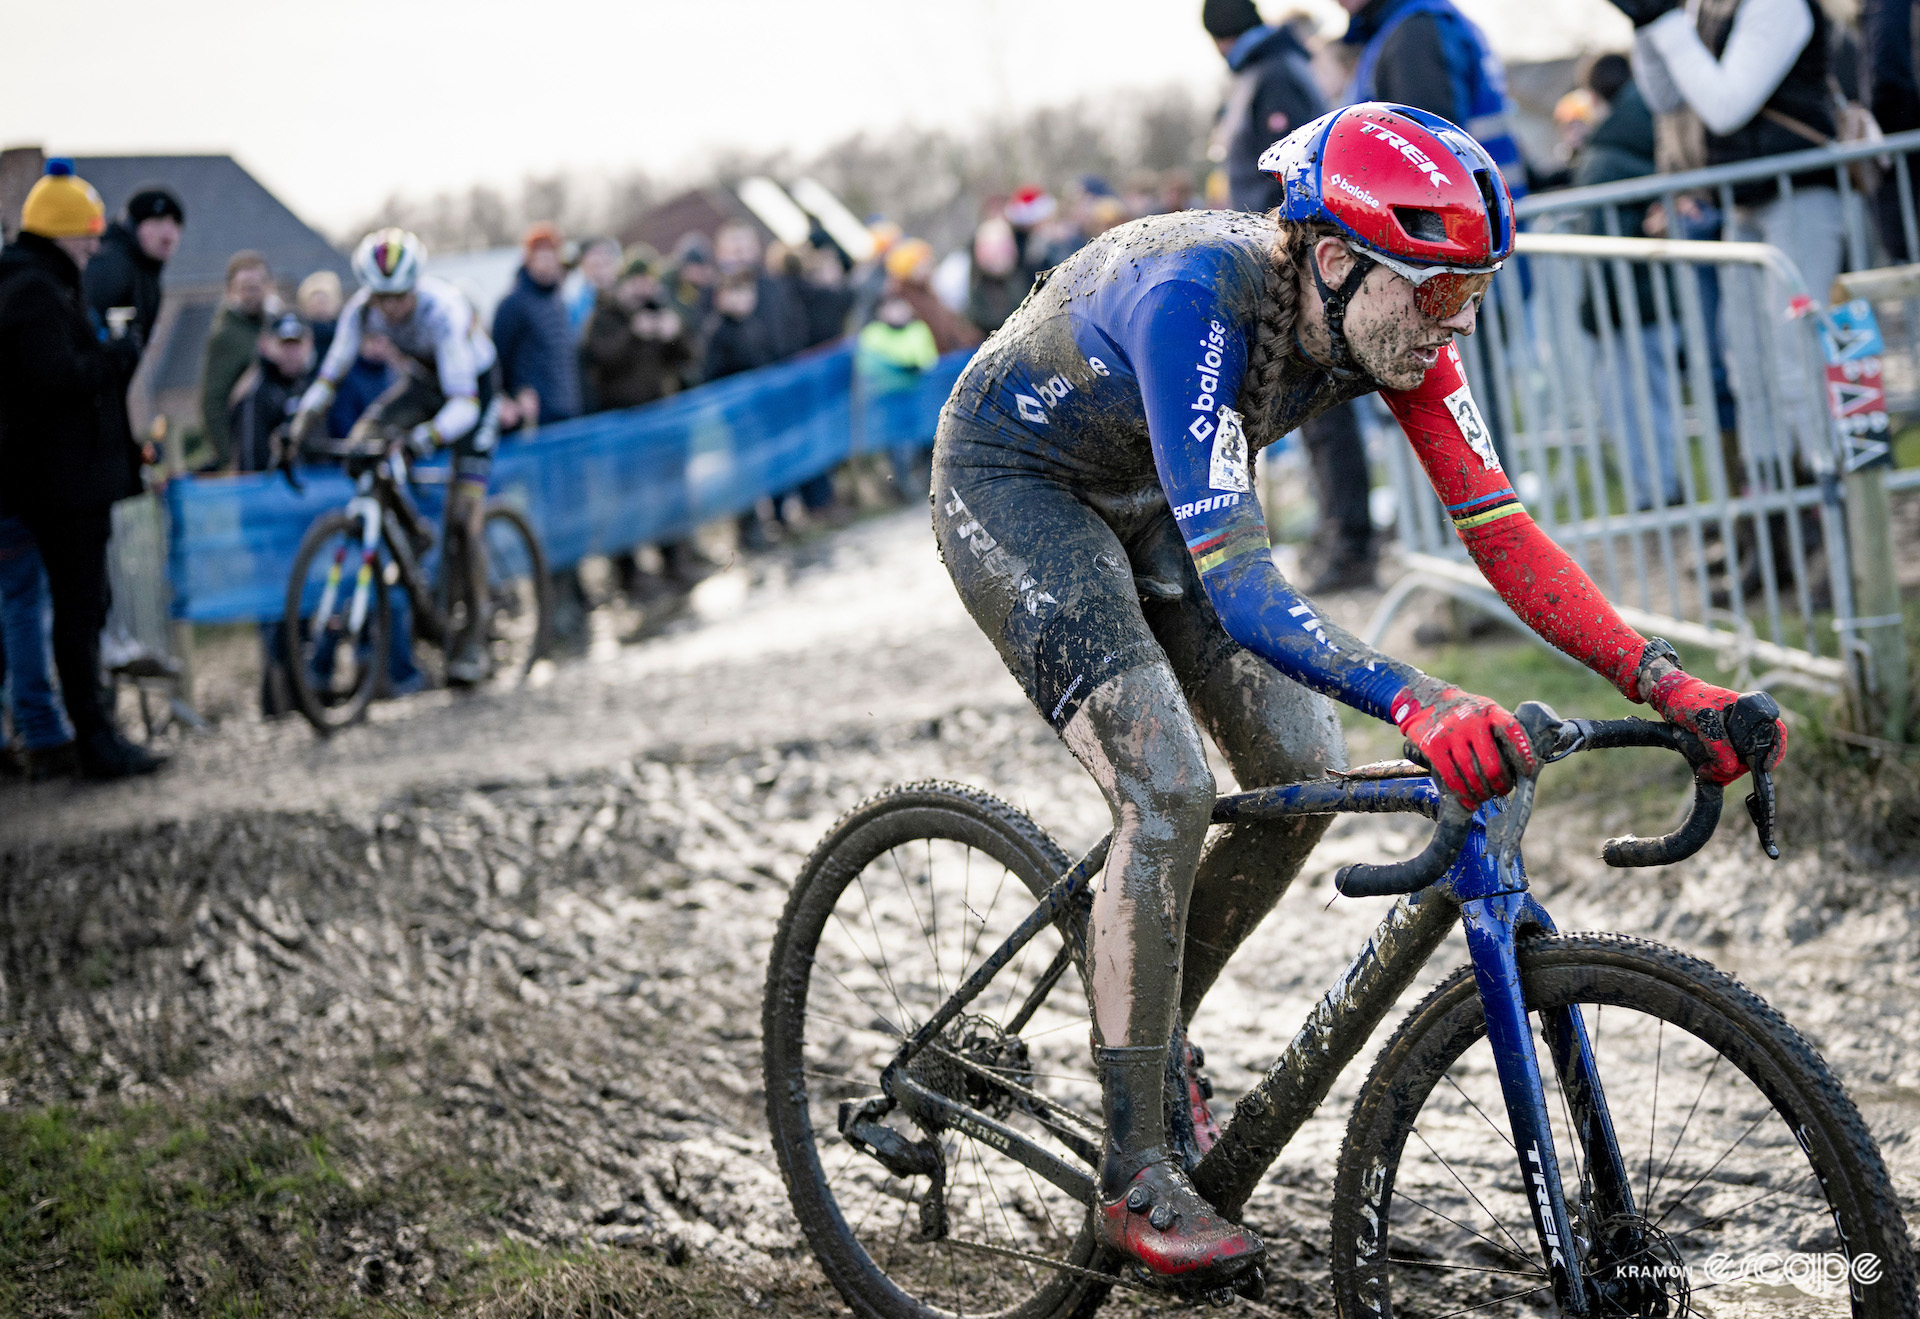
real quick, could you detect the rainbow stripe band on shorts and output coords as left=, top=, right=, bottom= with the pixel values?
left=1448, top=487, right=1524, bottom=532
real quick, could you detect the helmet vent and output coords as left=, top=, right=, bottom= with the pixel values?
left=1473, top=169, right=1503, bottom=252
left=1392, top=207, right=1447, bottom=244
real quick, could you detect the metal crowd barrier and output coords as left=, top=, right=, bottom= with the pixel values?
left=1369, top=227, right=1908, bottom=736
left=1370, top=133, right=1920, bottom=741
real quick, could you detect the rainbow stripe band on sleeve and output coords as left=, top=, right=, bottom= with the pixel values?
left=1448, top=487, right=1524, bottom=532
left=1188, top=524, right=1270, bottom=574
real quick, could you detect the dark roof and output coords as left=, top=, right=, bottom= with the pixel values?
left=620, top=187, right=767, bottom=257
left=71, top=154, right=350, bottom=290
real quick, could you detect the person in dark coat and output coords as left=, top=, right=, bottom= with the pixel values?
left=491, top=223, right=583, bottom=426
left=702, top=272, right=793, bottom=383
left=228, top=312, right=314, bottom=474
left=1206, top=0, right=1379, bottom=591
left=966, top=216, right=1026, bottom=336
left=82, top=184, right=183, bottom=353
left=1204, top=0, right=1326, bottom=211
left=0, top=161, right=164, bottom=778
left=582, top=250, right=691, bottom=411
left=197, top=250, right=271, bottom=469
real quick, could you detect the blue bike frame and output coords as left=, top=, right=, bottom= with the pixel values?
left=866, top=768, right=1635, bottom=1312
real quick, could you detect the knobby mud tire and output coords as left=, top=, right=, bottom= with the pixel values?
left=283, top=510, right=390, bottom=737
left=480, top=503, right=551, bottom=680
left=1328, top=932, right=1916, bottom=1319
left=764, top=780, right=1111, bottom=1319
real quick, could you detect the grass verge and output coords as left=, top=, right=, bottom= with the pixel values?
left=0, top=1098, right=844, bottom=1319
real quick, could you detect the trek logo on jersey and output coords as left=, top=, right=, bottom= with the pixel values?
left=1526, top=1145, right=1570, bottom=1270
left=1358, top=120, right=1452, bottom=188
left=1173, top=492, right=1241, bottom=520
left=1188, top=321, right=1230, bottom=441
left=1329, top=172, right=1381, bottom=209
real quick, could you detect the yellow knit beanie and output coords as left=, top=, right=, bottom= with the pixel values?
left=21, top=160, right=106, bottom=239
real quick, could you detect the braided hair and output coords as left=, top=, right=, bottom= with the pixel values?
left=1239, top=216, right=1340, bottom=454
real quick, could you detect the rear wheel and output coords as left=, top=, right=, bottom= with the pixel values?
left=1330, top=932, right=1915, bottom=1319
left=764, top=781, right=1112, bottom=1319
left=436, top=503, right=549, bottom=683
left=283, top=511, right=389, bottom=735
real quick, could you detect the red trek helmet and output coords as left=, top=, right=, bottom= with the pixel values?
left=1258, top=103, right=1515, bottom=321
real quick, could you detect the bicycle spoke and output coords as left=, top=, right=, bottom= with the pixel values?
left=1426, top=1282, right=1553, bottom=1319
left=1441, top=1072, right=1515, bottom=1153
left=1393, top=1186, right=1539, bottom=1269
left=1645, top=1018, right=1663, bottom=1211
left=1387, top=1258, right=1547, bottom=1279
left=1409, top=1126, right=1532, bottom=1260
left=1649, top=1107, right=1775, bottom=1230
left=1647, top=1052, right=1722, bottom=1209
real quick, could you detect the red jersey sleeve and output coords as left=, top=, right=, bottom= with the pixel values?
left=1379, top=343, right=1650, bottom=699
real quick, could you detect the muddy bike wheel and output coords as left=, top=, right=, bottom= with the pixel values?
left=1329, top=932, right=1915, bottom=1319
left=283, top=511, right=391, bottom=735
left=764, top=781, right=1112, bottom=1319
left=434, top=504, right=551, bottom=684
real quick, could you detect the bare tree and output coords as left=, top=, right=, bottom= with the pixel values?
left=346, top=83, right=1213, bottom=257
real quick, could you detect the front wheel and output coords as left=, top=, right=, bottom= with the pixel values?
left=283, top=510, right=389, bottom=735
left=1330, top=932, right=1915, bottom=1319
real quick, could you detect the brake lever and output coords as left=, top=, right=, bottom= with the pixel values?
left=1725, top=692, right=1782, bottom=861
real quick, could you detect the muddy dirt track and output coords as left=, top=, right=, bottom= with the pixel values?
left=4, top=507, right=1918, bottom=1315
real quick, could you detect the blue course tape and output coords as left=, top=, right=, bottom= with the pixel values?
left=167, top=344, right=970, bottom=623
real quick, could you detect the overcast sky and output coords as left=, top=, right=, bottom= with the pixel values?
left=7, top=0, right=1633, bottom=234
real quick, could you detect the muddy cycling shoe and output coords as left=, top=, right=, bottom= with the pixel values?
left=1167, top=1030, right=1223, bottom=1171
left=1094, top=1158, right=1264, bottom=1288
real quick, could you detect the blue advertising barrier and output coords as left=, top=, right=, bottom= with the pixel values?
left=167, top=344, right=970, bottom=624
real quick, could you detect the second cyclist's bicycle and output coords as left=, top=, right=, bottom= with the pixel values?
left=278, top=426, right=551, bottom=734
left=764, top=694, right=1916, bottom=1317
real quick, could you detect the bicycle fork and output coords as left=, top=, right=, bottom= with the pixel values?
left=319, top=493, right=383, bottom=642
left=1464, top=888, right=1637, bottom=1315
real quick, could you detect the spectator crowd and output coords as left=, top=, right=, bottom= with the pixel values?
left=7, top=0, right=1920, bottom=778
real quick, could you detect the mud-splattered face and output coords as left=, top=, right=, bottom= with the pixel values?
left=1296, top=238, right=1478, bottom=390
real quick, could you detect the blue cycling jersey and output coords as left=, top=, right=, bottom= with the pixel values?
left=944, top=210, right=1413, bottom=721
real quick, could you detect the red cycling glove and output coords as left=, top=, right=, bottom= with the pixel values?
left=1645, top=669, right=1789, bottom=785
left=1391, top=680, right=1539, bottom=809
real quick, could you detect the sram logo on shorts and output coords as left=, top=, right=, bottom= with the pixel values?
left=1357, top=120, right=1451, bottom=189
left=1173, top=492, right=1241, bottom=520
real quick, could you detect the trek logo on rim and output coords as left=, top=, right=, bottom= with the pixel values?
left=1357, top=120, right=1452, bottom=189
left=1189, top=321, right=1230, bottom=441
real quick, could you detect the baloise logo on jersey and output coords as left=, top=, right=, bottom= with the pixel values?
left=1189, top=322, right=1251, bottom=495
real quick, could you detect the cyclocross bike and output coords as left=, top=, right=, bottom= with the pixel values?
left=277, top=423, right=551, bottom=735
left=764, top=694, right=1916, bottom=1317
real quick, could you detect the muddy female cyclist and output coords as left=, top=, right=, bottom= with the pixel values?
left=931, top=102, right=1789, bottom=1291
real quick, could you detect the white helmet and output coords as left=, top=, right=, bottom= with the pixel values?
left=351, top=227, right=425, bottom=294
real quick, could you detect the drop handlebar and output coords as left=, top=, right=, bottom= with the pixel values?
left=1334, top=693, right=1781, bottom=899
